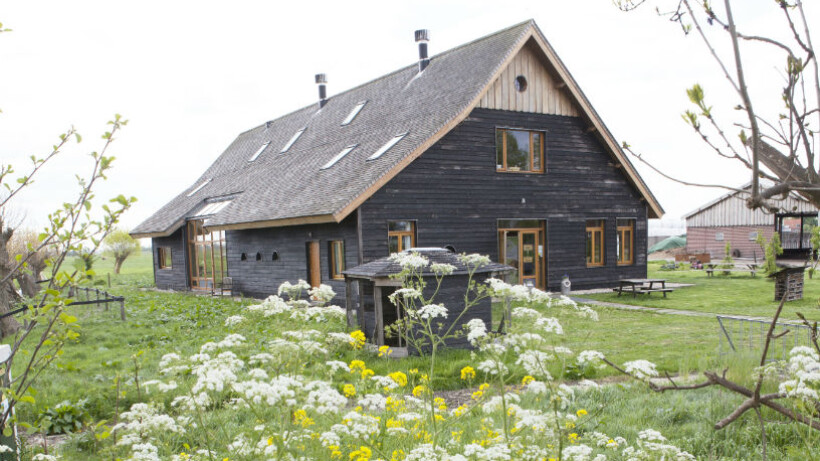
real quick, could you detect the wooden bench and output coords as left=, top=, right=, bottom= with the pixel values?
left=705, top=268, right=756, bottom=277
left=612, top=278, right=674, bottom=298
left=638, top=287, right=674, bottom=298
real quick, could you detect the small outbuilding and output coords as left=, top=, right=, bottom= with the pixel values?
left=343, top=248, right=511, bottom=354
left=771, top=265, right=806, bottom=302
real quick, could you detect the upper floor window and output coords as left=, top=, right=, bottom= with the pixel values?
left=616, top=219, right=634, bottom=265
left=496, top=129, right=544, bottom=173
left=388, top=221, right=415, bottom=254
left=586, top=219, right=605, bottom=267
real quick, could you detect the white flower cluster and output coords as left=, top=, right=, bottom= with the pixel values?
left=224, top=315, right=245, bottom=327
left=624, top=359, right=659, bottom=381
left=457, top=253, right=491, bottom=269
left=430, top=262, right=457, bottom=275
left=308, top=284, right=336, bottom=304
left=577, top=350, right=606, bottom=369
left=465, top=318, right=488, bottom=345
left=534, top=316, right=563, bottom=335
left=410, top=303, right=448, bottom=320
left=779, top=346, right=820, bottom=401
left=290, top=305, right=346, bottom=322
left=277, top=279, right=311, bottom=299
left=389, top=251, right=430, bottom=270
left=246, top=295, right=292, bottom=317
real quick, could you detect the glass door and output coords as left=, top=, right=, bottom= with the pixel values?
left=187, top=220, right=226, bottom=291
left=498, top=220, right=545, bottom=289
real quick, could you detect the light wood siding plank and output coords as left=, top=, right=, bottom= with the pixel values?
left=477, top=40, right=576, bottom=116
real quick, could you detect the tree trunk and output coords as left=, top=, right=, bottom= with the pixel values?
left=0, top=224, right=23, bottom=338
left=15, top=272, right=40, bottom=298
left=114, top=257, right=124, bottom=275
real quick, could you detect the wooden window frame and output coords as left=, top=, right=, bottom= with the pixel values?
left=497, top=220, right=546, bottom=289
left=329, top=240, right=345, bottom=280
left=616, top=218, right=635, bottom=266
left=157, top=247, right=173, bottom=270
left=585, top=219, right=605, bottom=267
left=186, top=220, right=227, bottom=291
left=495, top=128, right=545, bottom=174
left=387, top=220, right=416, bottom=254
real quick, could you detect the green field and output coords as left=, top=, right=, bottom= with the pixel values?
left=7, top=252, right=819, bottom=460
left=582, top=261, right=820, bottom=320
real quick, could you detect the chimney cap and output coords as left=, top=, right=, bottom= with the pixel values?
left=414, top=29, right=429, bottom=42
left=315, top=73, right=327, bottom=84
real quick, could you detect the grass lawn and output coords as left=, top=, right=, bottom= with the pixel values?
left=580, top=261, right=820, bottom=320
left=7, top=252, right=815, bottom=460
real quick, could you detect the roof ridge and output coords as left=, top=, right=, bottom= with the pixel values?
left=237, top=20, right=536, bottom=136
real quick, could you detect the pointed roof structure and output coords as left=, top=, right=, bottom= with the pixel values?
left=132, top=20, right=663, bottom=238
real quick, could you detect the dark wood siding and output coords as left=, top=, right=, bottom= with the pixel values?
left=360, top=108, right=647, bottom=289
left=152, top=228, right=189, bottom=290
left=225, top=214, right=358, bottom=300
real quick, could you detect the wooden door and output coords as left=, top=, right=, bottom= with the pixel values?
left=499, top=227, right=544, bottom=289
left=307, top=241, right=321, bottom=288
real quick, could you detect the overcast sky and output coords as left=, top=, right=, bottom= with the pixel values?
left=1, top=1, right=817, bottom=236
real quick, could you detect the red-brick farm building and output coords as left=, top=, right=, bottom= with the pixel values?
left=684, top=185, right=819, bottom=260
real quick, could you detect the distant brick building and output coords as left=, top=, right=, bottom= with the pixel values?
left=684, top=184, right=818, bottom=260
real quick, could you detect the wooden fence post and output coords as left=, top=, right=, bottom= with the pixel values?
left=96, top=289, right=100, bottom=310
left=104, top=291, right=110, bottom=311
left=119, top=298, right=126, bottom=321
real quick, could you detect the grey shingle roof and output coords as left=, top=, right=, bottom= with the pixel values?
left=132, top=19, right=663, bottom=237
left=343, top=248, right=513, bottom=278
left=133, top=20, right=533, bottom=237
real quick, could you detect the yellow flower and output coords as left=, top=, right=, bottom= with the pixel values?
left=409, top=368, right=419, bottom=375
left=388, top=371, right=408, bottom=387
left=479, top=383, right=490, bottom=392
left=349, top=445, right=372, bottom=461
left=267, top=437, right=274, bottom=446
left=521, top=375, right=535, bottom=386
left=434, top=397, right=447, bottom=411
left=350, top=330, right=366, bottom=349
left=362, top=368, right=375, bottom=379
left=576, top=409, right=588, bottom=417
left=343, top=384, right=357, bottom=397
left=412, top=385, right=426, bottom=397
left=293, top=409, right=315, bottom=427
left=460, top=366, right=476, bottom=381
left=378, top=345, right=392, bottom=357
left=568, top=432, right=579, bottom=444
left=349, top=360, right=366, bottom=373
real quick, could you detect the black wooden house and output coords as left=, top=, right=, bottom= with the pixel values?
left=131, top=20, right=664, bottom=300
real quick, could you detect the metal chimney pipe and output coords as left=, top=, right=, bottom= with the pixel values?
left=315, top=73, right=328, bottom=108
left=415, top=29, right=430, bottom=72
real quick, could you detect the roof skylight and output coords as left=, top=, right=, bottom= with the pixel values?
left=280, top=128, right=306, bottom=153
left=341, top=101, right=367, bottom=126
left=248, top=141, right=271, bottom=162
left=321, top=145, right=358, bottom=170
left=192, top=200, right=232, bottom=218
left=368, top=132, right=408, bottom=161
left=186, top=179, right=211, bottom=197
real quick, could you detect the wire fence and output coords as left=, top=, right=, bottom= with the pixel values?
left=717, top=315, right=818, bottom=361
left=2, top=286, right=126, bottom=321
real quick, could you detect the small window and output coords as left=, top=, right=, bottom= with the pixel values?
left=514, top=75, right=528, bottom=92
left=255, top=252, right=262, bottom=261
left=388, top=221, right=416, bottom=254
left=280, top=128, right=305, bottom=153
left=158, top=247, right=172, bottom=269
left=749, top=231, right=758, bottom=241
left=341, top=101, right=367, bottom=126
left=585, top=220, right=605, bottom=267
left=240, top=253, right=247, bottom=261
left=329, top=241, right=345, bottom=280
left=248, top=141, right=271, bottom=162
left=322, top=145, right=358, bottom=169
left=496, top=129, right=544, bottom=173
left=616, top=219, right=634, bottom=265
left=192, top=200, right=232, bottom=218
left=368, top=133, right=408, bottom=161
left=715, top=232, right=724, bottom=241
left=186, top=179, right=211, bottom=197
left=272, top=251, right=279, bottom=261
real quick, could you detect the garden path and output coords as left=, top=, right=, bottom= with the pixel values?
left=570, top=296, right=794, bottom=323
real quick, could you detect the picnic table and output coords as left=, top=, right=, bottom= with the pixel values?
left=705, top=263, right=758, bottom=277
left=613, top=278, right=674, bottom=298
